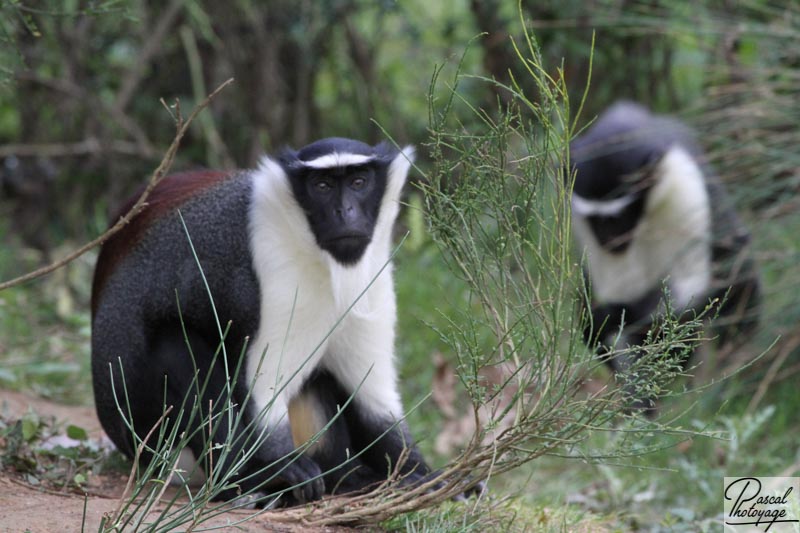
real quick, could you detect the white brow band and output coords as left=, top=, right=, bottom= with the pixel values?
left=301, top=152, right=375, bottom=169
left=571, top=193, right=637, bottom=216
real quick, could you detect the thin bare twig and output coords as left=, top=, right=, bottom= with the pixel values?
left=0, top=78, right=235, bottom=292
left=7, top=476, right=78, bottom=498
left=746, top=331, right=800, bottom=414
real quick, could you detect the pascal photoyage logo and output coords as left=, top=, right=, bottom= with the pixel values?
left=724, top=477, right=800, bottom=532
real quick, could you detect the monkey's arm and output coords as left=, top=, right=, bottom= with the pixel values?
left=325, top=331, right=484, bottom=499
left=324, top=325, right=432, bottom=482
left=585, top=286, right=664, bottom=349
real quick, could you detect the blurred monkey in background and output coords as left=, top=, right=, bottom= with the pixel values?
left=568, top=101, right=761, bottom=408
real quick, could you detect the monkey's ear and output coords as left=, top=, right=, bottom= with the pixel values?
left=386, top=146, right=414, bottom=197
left=398, top=145, right=416, bottom=165
left=277, top=147, right=301, bottom=171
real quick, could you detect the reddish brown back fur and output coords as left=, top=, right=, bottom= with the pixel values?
left=91, top=170, right=233, bottom=315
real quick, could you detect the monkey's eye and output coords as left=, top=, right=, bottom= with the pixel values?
left=313, top=180, right=333, bottom=193
left=350, top=176, right=367, bottom=190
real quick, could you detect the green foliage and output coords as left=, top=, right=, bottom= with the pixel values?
left=384, top=496, right=615, bottom=532
left=1, top=0, right=793, bottom=239
left=0, top=241, right=93, bottom=402
left=413, top=25, right=722, bottom=511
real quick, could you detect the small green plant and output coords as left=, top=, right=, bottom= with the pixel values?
left=0, top=409, right=106, bottom=492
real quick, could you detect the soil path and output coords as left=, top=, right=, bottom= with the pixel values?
left=0, top=390, right=349, bottom=532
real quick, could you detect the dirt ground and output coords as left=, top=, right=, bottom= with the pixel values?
left=0, top=390, right=353, bottom=532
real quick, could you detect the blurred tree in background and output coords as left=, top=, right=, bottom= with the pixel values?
left=0, top=0, right=797, bottom=244
left=1, top=0, right=795, bottom=264
left=1, top=0, right=798, bottom=385
left=0, top=0, right=480, bottom=257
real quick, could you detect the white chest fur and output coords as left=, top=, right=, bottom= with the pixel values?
left=245, top=154, right=409, bottom=429
left=572, top=146, right=712, bottom=309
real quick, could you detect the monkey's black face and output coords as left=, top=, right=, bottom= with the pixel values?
left=293, top=164, right=388, bottom=265
left=571, top=149, right=659, bottom=254
left=281, top=137, right=398, bottom=266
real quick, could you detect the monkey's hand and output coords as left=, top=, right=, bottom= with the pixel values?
left=450, top=477, right=487, bottom=501
left=586, top=302, right=628, bottom=349
left=272, top=454, right=325, bottom=506
left=217, top=453, right=324, bottom=508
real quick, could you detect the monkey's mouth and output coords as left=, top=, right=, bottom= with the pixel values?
left=327, top=234, right=370, bottom=246
left=323, top=235, right=371, bottom=265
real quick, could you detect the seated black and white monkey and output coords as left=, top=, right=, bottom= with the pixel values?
left=91, top=138, right=476, bottom=505
left=568, top=102, right=761, bottom=405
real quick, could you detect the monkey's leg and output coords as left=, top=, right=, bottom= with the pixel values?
left=139, top=327, right=324, bottom=505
